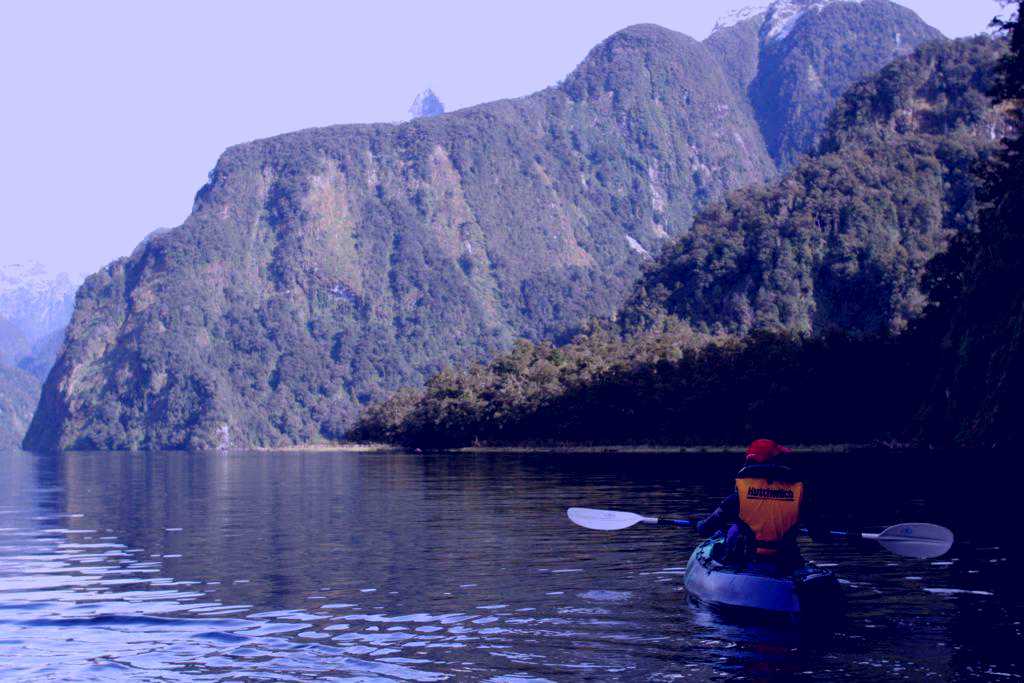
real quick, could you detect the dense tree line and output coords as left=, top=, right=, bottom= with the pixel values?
left=349, top=326, right=928, bottom=449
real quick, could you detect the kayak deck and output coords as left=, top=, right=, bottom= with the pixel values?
left=683, top=537, right=841, bottom=619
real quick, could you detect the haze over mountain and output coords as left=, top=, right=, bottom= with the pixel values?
left=0, top=263, right=79, bottom=354
left=25, top=0, right=943, bottom=451
left=0, top=263, right=80, bottom=447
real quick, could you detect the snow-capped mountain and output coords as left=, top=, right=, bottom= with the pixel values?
left=713, top=3, right=770, bottom=32
left=763, top=0, right=867, bottom=41
left=408, top=89, right=445, bottom=119
left=0, top=262, right=80, bottom=347
left=713, top=0, right=868, bottom=41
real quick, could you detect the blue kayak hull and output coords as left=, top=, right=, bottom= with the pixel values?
left=683, top=538, right=841, bottom=618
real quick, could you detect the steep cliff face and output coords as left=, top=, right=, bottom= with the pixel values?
left=25, top=1, right=944, bottom=451
left=25, top=25, right=774, bottom=451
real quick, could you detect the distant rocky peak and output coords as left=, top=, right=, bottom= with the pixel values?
left=762, top=0, right=866, bottom=42
left=408, top=89, right=445, bottom=119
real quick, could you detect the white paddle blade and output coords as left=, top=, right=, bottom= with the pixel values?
left=873, top=523, right=954, bottom=559
left=567, top=508, right=654, bottom=531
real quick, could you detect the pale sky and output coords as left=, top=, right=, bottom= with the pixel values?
left=0, top=0, right=1007, bottom=276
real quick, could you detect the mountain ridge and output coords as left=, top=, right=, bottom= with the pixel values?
left=24, top=2, right=945, bottom=450
left=350, top=35, right=1010, bottom=449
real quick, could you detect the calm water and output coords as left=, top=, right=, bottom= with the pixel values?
left=0, top=450, right=1019, bottom=681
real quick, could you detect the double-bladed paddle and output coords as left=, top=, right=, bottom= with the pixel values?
left=566, top=507, right=954, bottom=559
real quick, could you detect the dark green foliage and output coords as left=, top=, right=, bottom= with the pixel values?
left=623, top=37, right=1005, bottom=338
left=0, top=365, right=40, bottom=450
left=705, top=14, right=765, bottom=97
left=916, top=1, right=1024, bottom=447
left=351, top=328, right=927, bottom=448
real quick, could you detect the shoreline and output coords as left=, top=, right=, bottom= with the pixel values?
left=256, top=442, right=899, bottom=455
left=253, top=442, right=396, bottom=453
left=444, top=443, right=869, bottom=454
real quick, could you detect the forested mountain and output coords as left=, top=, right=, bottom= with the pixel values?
left=351, top=35, right=1011, bottom=449
left=623, top=37, right=1007, bottom=337
left=24, top=0, right=941, bottom=451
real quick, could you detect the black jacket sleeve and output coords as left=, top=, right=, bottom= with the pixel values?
left=697, top=491, right=739, bottom=536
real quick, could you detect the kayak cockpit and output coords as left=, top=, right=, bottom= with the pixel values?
left=683, top=537, right=842, bottom=623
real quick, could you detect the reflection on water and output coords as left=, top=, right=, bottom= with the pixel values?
left=0, top=450, right=1019, bottom=680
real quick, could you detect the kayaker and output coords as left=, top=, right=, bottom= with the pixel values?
left=696, top=439, right=824, bottom=568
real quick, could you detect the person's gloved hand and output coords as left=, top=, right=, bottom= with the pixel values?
left=694, top=517, right=708, bottom=536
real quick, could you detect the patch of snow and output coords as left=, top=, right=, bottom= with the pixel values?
left=625, top=235, right=651, bottom=257
left=763, top=0, right=866, bottom=43
left=712, top=3, right=770, bottom=33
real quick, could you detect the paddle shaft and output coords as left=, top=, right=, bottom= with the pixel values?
left=657, top=518, right=693, bottom=528
left=567, top=509, right=952, bottom=558
left=635, top=516, right=693, bottom=527
left=804, top=529, right=878, bottom=540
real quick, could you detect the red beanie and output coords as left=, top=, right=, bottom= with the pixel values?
left=745, top=438, right=791, bottom=463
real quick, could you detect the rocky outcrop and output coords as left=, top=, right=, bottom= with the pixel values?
left=409, top=89, right=445, bottom=118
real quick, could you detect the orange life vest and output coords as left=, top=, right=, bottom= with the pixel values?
left=736, top=466, right=804, bottom=556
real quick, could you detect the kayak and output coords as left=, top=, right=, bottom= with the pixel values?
left=683, top=537, right=842, bottom=621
